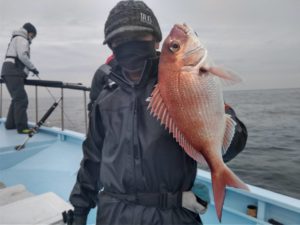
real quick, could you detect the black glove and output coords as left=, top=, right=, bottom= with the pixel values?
left=62, top=209, right=88, bottom=225
left=30, top=68, right=39, bottom=76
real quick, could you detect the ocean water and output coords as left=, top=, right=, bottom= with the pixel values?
left=223, top=88, right=300, bottom=199
left=1, top=88, right=300, bottom=199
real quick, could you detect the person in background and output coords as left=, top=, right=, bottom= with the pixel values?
left=1, top=23, right=39, bottom=134
left=69, top=1, right=248, bottom=225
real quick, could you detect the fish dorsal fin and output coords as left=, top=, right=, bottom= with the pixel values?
left=221, top=114, right=237, bottom=155
left=148, top=85, right=207, bottom=165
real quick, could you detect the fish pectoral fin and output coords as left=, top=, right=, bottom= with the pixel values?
left=207, top=66, right=242, bottom=86
left=222, top=114, right=237, bottom=155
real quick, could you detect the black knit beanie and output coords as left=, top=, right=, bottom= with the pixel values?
left=23, top=23, right=37, bottom=36
left=103, top=1, right=162, bottom=45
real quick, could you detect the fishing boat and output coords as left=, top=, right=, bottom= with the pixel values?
left=0, top=79, right=299, bottom=225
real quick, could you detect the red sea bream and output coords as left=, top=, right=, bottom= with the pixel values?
left=148, top=23, right=249, bottom=221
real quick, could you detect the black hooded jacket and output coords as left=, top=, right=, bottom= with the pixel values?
left=69, top=57, right=247, bottom=225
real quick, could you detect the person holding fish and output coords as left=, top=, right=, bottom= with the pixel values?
left=69, top=1, right=248, bottom=224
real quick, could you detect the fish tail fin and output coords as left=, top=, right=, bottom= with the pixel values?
left=212, top=165, right=249, bottom=222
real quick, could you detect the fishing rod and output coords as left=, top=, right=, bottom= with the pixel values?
left=34, top=74, right=78, bottom=128
left=15, top=97, right=62, bottom=151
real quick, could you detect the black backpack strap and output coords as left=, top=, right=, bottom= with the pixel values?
left=97, top=64, right=118, bottom=89
left=88, top=61, right=118, bottom=112
left=98, top=64, right=111, bottom=75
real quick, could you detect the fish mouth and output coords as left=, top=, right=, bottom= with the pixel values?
left=174, top=24, right=207, bottom=65
left=170, top=24, right=208, bottom=67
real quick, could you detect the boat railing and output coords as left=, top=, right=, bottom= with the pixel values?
left=0, top=78, right=91, bottom=134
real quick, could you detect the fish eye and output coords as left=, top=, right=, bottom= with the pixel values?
left=169, top=41, right=180, bottom=53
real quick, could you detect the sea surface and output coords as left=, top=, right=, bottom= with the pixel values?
left=1, top=88, right=300, bottom=199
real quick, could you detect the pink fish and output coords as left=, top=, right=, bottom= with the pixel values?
left=149, top=23, right=249, bottom=221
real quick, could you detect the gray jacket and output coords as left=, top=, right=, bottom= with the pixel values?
left=1, top=28, right=36, bottom=77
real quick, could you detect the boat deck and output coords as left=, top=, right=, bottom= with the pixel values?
left=0, top=118, right=83, bottom=198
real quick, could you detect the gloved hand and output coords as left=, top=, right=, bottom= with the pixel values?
left=182, top=191, right=207, bottom=214
left=191, top=183, right=210, bottom=205
left=30, top=68, right=39, bottom=76
left=62, top=209, right=88, bottom=225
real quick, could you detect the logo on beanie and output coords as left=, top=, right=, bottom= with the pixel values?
left=140, top=12, right=153, bottom=25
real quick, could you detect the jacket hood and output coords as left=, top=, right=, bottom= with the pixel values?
left=11, top=28, right=28, bottom=39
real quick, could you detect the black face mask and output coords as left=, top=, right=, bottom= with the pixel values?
left=113, top=40, right=156, bottom=72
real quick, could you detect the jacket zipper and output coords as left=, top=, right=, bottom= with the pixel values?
left=132, top=91, right=144, bottom=192
left=132, top=94, right=138, bottom=192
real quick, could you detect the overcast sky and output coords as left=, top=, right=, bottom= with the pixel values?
left=0, top=0, right=300, bottom=93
